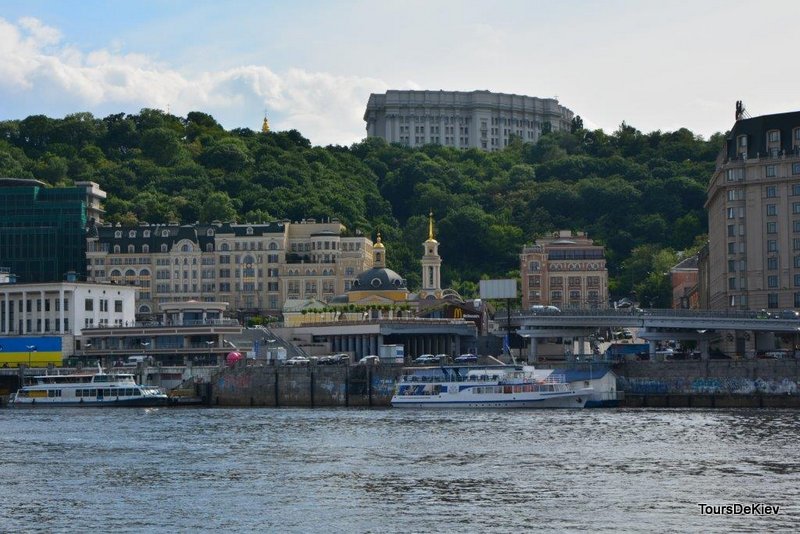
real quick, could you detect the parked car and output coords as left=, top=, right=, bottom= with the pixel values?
left=357, top=355, right=380, bottom=366
left=318, top=354, right=349, bottom=365
left=285, top=356, right=310, bottom=366
left=779, top=309, right=800, bottom=319
left=454, top=353, right=478, bottom=363
left=413, top=354, right=439, bottom=365
left=530, top=305, right=561, bottom=314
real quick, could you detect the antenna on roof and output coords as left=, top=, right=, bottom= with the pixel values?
left=735, top=100, right=751, bottom=121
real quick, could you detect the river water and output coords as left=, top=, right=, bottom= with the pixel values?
left=1, top=407, right=798, bottom=533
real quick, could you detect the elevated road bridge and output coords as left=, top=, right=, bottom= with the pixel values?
left=504, top=309, right=800, bottom=361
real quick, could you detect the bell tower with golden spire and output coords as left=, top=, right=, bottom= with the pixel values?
left=373, top=231, right=386, bottom=268
left=420, top=210, right=442, bottom=299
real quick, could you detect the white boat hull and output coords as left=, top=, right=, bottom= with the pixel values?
left=392, top=387, right=593, bottom=409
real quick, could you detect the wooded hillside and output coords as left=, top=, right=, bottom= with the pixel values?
left=0, top=110, right=722, bottom=305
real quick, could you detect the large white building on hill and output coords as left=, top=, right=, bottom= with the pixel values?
left=364, top=90, right=574, bottom=151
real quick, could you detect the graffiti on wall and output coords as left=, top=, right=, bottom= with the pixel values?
left=620, top=376, right=799, bottom=395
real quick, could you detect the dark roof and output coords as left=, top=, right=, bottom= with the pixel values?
left=725, top=110, right=800, bottom=159
left=672, top=254, right=699, bottom=270
left=0, top=178, right=48, bottom=188
left=350, top=267, right=407, bottom=291
left=94, top=222, right=287, bottom=249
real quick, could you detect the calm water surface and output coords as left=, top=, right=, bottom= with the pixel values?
left=1, top=407, right=798, bottom=533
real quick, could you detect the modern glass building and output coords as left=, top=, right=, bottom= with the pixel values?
left=0, top=178, right=102, bottom=283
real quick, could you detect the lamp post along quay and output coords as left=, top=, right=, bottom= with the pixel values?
left=26, top=345, right=36, bottom=367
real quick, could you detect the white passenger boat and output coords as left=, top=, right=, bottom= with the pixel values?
left=391, top=365, right=592, bottom=409
left=9, top=367, right=168, bottom=407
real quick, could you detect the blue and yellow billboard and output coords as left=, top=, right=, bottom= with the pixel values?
left=0, top=337, right=62, bottom=368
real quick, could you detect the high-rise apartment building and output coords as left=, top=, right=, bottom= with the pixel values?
left=520, top=230, right=608, bottom=310
left=364, top=90, right=574, bottom=151
left=0, top=179, right=105, bottom=283
left=705, top=109, right=800, bottom=311
left=86, top=219, right=373, bottom=318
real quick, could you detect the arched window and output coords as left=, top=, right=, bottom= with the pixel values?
left=128, top=230, right=136, bottom=238
left=143, top=230, right=150, bottom=238
left=162, top=230, right=169, bottom=237
left=206, top=243, right=213, bottom=252
left=138, top=305, right=151, bottom=314
left=220, top=243, right=230, bottom=251
left=110, top=269, right=122, bottom=278
left=246, top=226, right=254, bottom=235
left=125, top=269, right=136, bottom=277
left=113, top=245, right=121, bottom=254
left=207, top=228, right=214, bottom=236
left=140, top=269, right=151, bottom=277
left=127, top=245, right=135, bottom=253
left=142, top=244, right=149, bottom=254
left=161, top=244, right=168, bottom=253
left=181, top=244, right=191, bottom=252
left=114, top=230, right=122, bottom=238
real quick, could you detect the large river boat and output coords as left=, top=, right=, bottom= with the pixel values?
left=9, top=367, right=168, bottom=407
left=391, top=365, right=592, bottom=409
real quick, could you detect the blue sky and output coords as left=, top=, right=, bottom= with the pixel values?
left=1, top=0, right=798, bottom=145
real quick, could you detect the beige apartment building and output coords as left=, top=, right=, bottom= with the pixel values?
left=705, top=110, right=800, bottom=311
left=364, top=90, right=574, bottom=151
left=86, top=219, right=373, bottom=318
left=520, top=230, right=608, bottom=310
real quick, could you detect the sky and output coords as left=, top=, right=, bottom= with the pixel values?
left=0, top=0, right=798, bottom=146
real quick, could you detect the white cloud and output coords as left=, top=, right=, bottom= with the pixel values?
left=0, top=17, right=386, bottom=145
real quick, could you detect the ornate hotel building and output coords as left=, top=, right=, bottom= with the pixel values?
left=86, top=219, right=373, bottom=318
left=520, top=230, right=608, bottom=310
left=705, top=109, right=800, bottom=311
left=364, top=90, right=574, bottom=151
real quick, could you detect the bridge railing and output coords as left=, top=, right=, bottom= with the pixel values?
left=515, top=308, right=778, bottom=320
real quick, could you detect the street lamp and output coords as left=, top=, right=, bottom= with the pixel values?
left=26, top=345, right=36, bottom=367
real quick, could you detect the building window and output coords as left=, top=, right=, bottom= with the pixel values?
left=728, top=242, right=735, bottom=254
left=794, top=238, right=800, bottom=251
left=768, top=130, right=780, bottom=143
left=767, top=222, right=777, bottom=234
left=795, top=275, right=800, bottom=288
left=767, top=204, right=778, bottom=216
left=766, top=166, right=777, bottom=179
left=795, top=293, right=800, bottom=308
left=766, top=186, right=777, bottom=198
left=768, top=240, right=778, bottom=252
left=768, top=257, right=778, bottom=270
left=84, top=299, right=93, bottom=311
left=728, top=277, right=736, bottom=290
left=768, top=275, right=778, bottom=288
left=727, top=207, right=736, bottom=219
left=793, top=163, right=800, bottom=175
left=727, top=225, right=735, bottom=237
left=726, top=168, right=744, bottom=181
left=768, top=293, right=779, bottom=308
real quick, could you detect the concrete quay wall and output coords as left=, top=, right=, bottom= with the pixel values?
left=614, top=360, right=800, bottom=396
left=211, top=364, right=402, bottom=407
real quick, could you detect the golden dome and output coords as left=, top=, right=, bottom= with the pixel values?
left=374, top=232, right=385, bottom=249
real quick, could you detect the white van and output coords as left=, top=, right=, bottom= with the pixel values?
left=123, top=355, right=149, bottom=366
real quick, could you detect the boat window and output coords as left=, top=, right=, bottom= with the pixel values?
left=104, top=389, right=111, bottom=397
left=76, top=389, right=82, bottom=397
left=133, top=389, right=141, bottom=396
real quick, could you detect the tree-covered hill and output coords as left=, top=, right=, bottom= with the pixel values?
left=0, top=110, right=722, bottom=305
